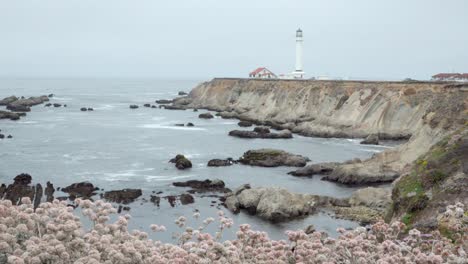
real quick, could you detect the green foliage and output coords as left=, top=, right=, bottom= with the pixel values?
left=401, top=213, right=413, bottom=226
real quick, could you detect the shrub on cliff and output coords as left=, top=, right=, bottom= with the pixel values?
left=0, top=197, right=466, bottom=263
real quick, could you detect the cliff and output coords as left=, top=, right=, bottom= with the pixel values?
left=175, top=78, right=468, bottom=184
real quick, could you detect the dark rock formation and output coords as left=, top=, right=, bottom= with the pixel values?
left=1, top=174, right=35, bottom=206
left=173, top=179, right=230, bottom=193
left=178, top=91, right=188, bottom=96
left=360, top=134, right=379, bottom=145
left=198, top=113, right=214, bottom=119
left=48, top=94, right=54, bottom=98
left=7, top=135, right=12, bottom=139
left=62, top=182, right=99, bottom=198
left=238, top=121, right=253, bottom=127
left=229, top=128, right=292, bottom=139
left=104, top=189, right=142, bottom=204
left=239, top=149, right=309, bottom=167
left=151, top=105, right=156, bottom=108
left=179, top=193, right=195, bottom=205
left=186, top=122, right=194, bottom=127
left=175, top=123, right=185, bottom=127
left=163, top=105, right=185, bottom=110
left=80, top=107, right=87, bottom=111
left=150, top=195, right=161, bottom=207
left=193, top=108, right=198, bottom=112
left=0, top=111, right=25, bottom=121
left=169, top=154, right=192, bottom=170
left=87, top=108, right=93, bottom=111
left=53, top=103, right=62, bottom=107
left=207, top=158, right=235, bottom=167
left=129, top=105, right=139, bottom=109
left=144, top=103, right=151, bottom=107
left=0, top=134, right=4, bottom=139
left=33, top=184, right=43, bottom=210
left=155, top=99, right=173, bottom=104
left=45, top=103, right=52, bottom=107
left=0, top=96, right=19, bottom=106
left=288, top=163, right=338, bottom=177
left=6, top=95, right=49, bottom=112
left=45, top=181, right=54, bottom=202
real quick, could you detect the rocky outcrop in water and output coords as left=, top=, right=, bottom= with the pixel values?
left=129, top=105, right=139, bottom=109
left=229, top=127, right=292, bottom=139
left=239, top=149, right=309, bottom=167
left=5, top=95, right=49, bottom=112
left=238, top=121, right=253, bottom=127
left=207, top=158, right=235, bottom=167
left=155, top=99, right=173, bottom=104
left=0, top=111, right=25, bottom=121
left=224, top=186, right=319, bottom=222
left=0, top=96, right=19, bottom=105
left=198, top=113, right=214, bottom=119
left=169, top=154, right=192, bottom=170
left=287, top=162, right=338, bottom=177
left=172, top=179, right=230, bottom=194
left=61, top=182, right=99, bottom=199
left=104, top=189, right=142, bottom=204
left=0, top=174, right=54, bottom=209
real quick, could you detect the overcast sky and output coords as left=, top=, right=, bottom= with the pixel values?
left=0, top=0, right=467, bottom=80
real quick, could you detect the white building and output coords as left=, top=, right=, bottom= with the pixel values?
left=249, top=67, right=277, bottom=79
left=291, top=29, right=305, bottom=79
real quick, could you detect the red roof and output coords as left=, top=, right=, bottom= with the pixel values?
left=250, top=67, right=266, bottom=75
left=432, top=73, right=460, bottom=78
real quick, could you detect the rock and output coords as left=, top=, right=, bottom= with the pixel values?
left=238, top=121, right=253, bottom=127
left=87, top=108, right=93, bottom=111
left=305, top=225, right=316, bottom=234
left=323, top=164, right=400, bottom=184
left=253, top=126, right=270, bottom=134
left=45, top=181, right=54, bottom=202
left=225, top=187, right=319, bottom=222
left=0, top=134, right=4, bottom=139
left=0, top=110, right=25, bottom=121
left=0, top=96, right=18, bottom=106
left=53, top=103, right=62, bottom=107
left=64, top=104, right=67, bottom=107
left=175, top=124, right=185, bottom=127
left=151, top=105, right=156, bottom=108
left=44, top=103, right=52, bottom=107
left=80, top=107, right=87, bottom=111
left=48, top=94, right=54, bottom=98
left=186, top=122, right=194, bottom=127
left=179, top=193, right=195, bottom=205
left=6, top=95, right=49, bottom=112
left=169, top=154, right=192, bottom=170
left=104, top=189, right=142, bottom=204
left=163, top=105, right=185, bottom=110
left=207, top=158, right=234, bottom=167
left=7, top=135, right=12, bottom=139
left=178, top=91, right=188, bottom=96
left=2, top=174, right=35, bottom=205
left=287, top=162, right=338, bottom=177
left=348, top=187, right=391, bottom=209
left=164, top=195, right=177, bottom=207
left=150, top=195, right=161, bottom=207
left=62, top=182, right=98, bottom=198
left=144, top=103, right=151, bottom=107
left=33, top=184, right=43, bottom=210
left=173, top=179, right=230, bottom=193
left=229, top=129, right=292, bottom=139
left=360, top=134, right=379, bottom=145
left=198, top=113, right=214, bottom=119
left=193, top=108, right=198, bottom=112
left=239, top=149, right=309, bottom=167
left=155, top=99, right=173, bottom=104
left=129, top=105, right=139, bottom=109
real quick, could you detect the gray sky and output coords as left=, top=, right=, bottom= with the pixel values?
left=0, top=0, right=467, bottom=80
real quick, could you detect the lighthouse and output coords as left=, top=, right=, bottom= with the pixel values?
left=291, top=28, right=305, bottom=79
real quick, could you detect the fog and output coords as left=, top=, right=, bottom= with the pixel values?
left=0, top=0, right=467, bottom=80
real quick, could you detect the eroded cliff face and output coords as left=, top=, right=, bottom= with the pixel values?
left=177, top=78, right=467, bottom=183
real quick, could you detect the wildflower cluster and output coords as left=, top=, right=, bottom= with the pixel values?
left=0, top=198, right=466, bottom=263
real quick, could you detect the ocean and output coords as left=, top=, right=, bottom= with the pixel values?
left=0, top=78, right=394, bottom=241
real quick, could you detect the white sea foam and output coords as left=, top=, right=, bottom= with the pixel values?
left=93, top=104, right=116, bottom=110
left=17, top=121, right=38, bottom=124
left=52, top=97, right=73, bottom=101
left=144, top=175, right=193, bottom=182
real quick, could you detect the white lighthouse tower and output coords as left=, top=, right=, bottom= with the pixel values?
left=291, top=28, right=305, bottom=79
